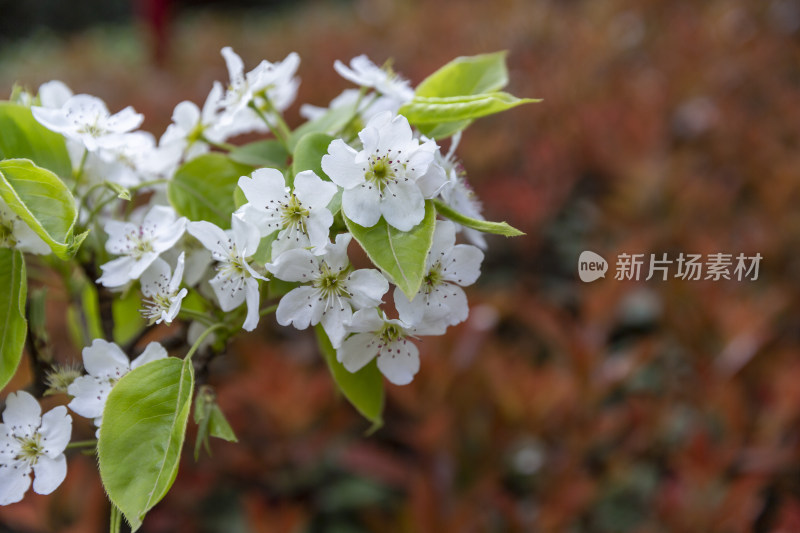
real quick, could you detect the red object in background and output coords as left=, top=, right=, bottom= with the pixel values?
left=137, top=0, right=172, bottom=66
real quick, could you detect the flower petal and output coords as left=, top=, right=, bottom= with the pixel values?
left=39, top=406, right=71, bottom=457
left=67, top=376, right=109, bottom=419
left=276, top=286, right=318, bottom=330
left=131, top=342, right=168, bottom=370
left=346, top=269, right=389, bottom=309
left=0, top=462, right=31, bottom=505
left=268, top=248, right=318, bottom=282
left=442, top=244, right=484, bottom=286
left=380, top=179, right=425, bottom=231
left=337, top=332, right=378, bottom=373
left=377, top=340, right=420, bottom=385
left=293, top=170, right=337, bottom=211
left=242, top=277, right=261, bottom=332
left=238, top=167, right=287, bottom=206
left=2, top=391, right=41, bottom=433
left=32, top=454, right=67, bottom=495
left=341, top=184, right=381, bottom=228
left=82, top=339, right=130, bottom=378
left=321, top=139, right=363, bottom=189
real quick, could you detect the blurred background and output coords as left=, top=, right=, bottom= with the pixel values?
left=1, top=0, right=800, bottom=531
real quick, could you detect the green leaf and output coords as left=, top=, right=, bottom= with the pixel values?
left=415, top=51, right=510, bottom=98
left=291, top=132, right=342, bottom=213
left=193, top=385, right=237, bottom=460
left=433, top=199, right=524, bottom=237
left=344, top=201, right=435, bottom=299
left=315, top=325, right=383, bottom=428
left=416, top=119, right=473, bottom=140
left=167, top=153, right=253, bottom=229
left=0, top=102, right=71, bottom=178
left=229, top=139, right=288, bottom=168
left=0, top=249, right=27, bottom=392
left=399, top=92, right=539, bottom=125
left=0, top=158, right=81, bottom=259
left=289, top=104, right=356, bottom=152
left=98, top=358, right=194, bottom=531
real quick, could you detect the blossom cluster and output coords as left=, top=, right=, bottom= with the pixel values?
left=0, top=47, right=521, bottom=506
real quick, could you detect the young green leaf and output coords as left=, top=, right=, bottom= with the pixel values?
left=288, top=104, right=357, bottom=152
left=291, top=132, right=342, bottom=213
left=229, top=139, right=288, bottom=168
left=399, top=92, right=540, bottom=125
left=433, top=199, right=524, bottom=237
left=167, top=153, right=253, bottom=229
left=194, top=385, right=237, bottom=460
left=98, top=358, right=194, bottom=531
left=415, top=51, right=510, bottom=98
left=344, top=201, right=435, bottom=299
left=315, top=325, right=383, bottom=429
left=0, top=102, right=72, bottom=178
left=0, top=249, right=27, bottom=392
left=0, top=158, right=81, bottom=259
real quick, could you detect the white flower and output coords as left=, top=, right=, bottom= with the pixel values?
left=93, top=131, right=168, bottom=188
left=140, top=252, right=188, bottom=325
left=268, top=233, right=389, bottom=347
left=337, top=308, right=444, bottom=385
left=0, top=391, right=72, bottom=505
left=32, top=94, right=143, bottom=152
left=37, top=80, right=73, bottom=109
left=334, top=55, right=414, bottom=104
left=219, top=47, right=300, bottom=123
left=299, top=89, right=399, bottom=125
left=159, top=83, right=226, bottom=162
left=321, top=111, right=445, bottom=231
left=67, top=340, right=167, bottom=434
left=0, top=199, right=51, bottom=255
left=187, top=215, right=267, bottom=332
left=236, top=168, right=336, bottom=257
left=436, top=132, right=487, bottom=249
left=98, top=205, right=187, bottom=288
left=394, top=220, right=483, bottom=327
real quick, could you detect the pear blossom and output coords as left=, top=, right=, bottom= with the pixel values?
left=32, top=94, right=143, bottom=152
left=334, top=55, right=414, bottom=104
left=236, top=168, right=336, bottom=257
left=93, top=130, right=171, bottom=188
left=0, top=199, right=51, bottom=255
left=98, top=205, right=187, bottom=288
left=67, top=340, right=167, bottom=434
left=37, top=80, right=73, bottom=109
left=337, top=308, right=445, bottom=385
left=0, top=391, right=72, bottom=505
left=159, top=82, right=226, bottom=162
left=268, top=233, right=389, bottom=347
left=299, top=88, right=400, bottom=126
left=394, top=220, right=484, bottom=327
left=219, top=46, right=300, bottom=124
left=187, top=215, right=267, bottom=331
left=140, top=252, right=188, bottom=325
left=321, top=111, right=446, bottom=231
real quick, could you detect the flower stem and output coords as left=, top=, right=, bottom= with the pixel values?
left=178, top=308, right=215, bottom=326
left=259, top=303, right=278, bottom=317
left=66, top=439, right=97, bottom=450
left=248, top=102, right=290, bottom=150
left=185, top=323, right=227, bottom=362
left=72, top=148, right=88, bottom=193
